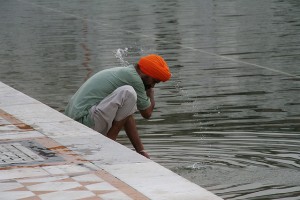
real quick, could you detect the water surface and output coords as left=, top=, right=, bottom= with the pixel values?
left=1, top=0, right=300, bottom=199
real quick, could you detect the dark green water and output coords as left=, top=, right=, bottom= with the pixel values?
left=1, top=0, right=300, bottom=199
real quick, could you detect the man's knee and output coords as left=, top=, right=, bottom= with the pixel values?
left=90, top=85, right=137, bottom=133
left=119, top=85, right=137, bottom=102
left=114, top=86, right=137, bottom=121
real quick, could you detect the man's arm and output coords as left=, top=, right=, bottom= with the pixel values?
left=124, top=115, right=150, bottom=158
left=140, top=88, right=155, bottom=119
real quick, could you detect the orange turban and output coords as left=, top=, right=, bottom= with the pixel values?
left=138, top=54, right=171, bottom=82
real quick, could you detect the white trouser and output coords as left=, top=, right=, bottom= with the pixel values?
left=90, top=85, right=137, bottom=135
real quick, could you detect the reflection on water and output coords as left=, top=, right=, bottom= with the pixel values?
left=1, top=0, right=300, bottom=199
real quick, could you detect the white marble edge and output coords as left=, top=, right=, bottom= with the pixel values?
left=101, top=162, right=223, bottom=200
left=0, top=81, right=223, bottom=200
left=0, top=82, right=42, bottom=107
left=55, top=134, right=151, bottom=165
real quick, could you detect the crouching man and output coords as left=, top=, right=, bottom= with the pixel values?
left=65, top=54, right=171, bottom=158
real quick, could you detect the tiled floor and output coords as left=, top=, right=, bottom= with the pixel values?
left=0, top=171, right=145, bottom=200
left=0, top=109, right=149, bottom=200
left=0, top=82, right=222, bottom=200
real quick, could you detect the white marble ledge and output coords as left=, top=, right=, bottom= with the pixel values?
left=1, top=103, right=72, bottom=125
left=0, top=130, right=44, bottom=140
left=0, top=91, right=41, bottom=107
left=56, top=134, right=150, bottom=166
left=102, top=162, right=223, bottom=200
left=35, top=120, right=99, bottom=138
left=0, top=82, right=41, bottom=106
left=0, top=81, right=223, bottom=200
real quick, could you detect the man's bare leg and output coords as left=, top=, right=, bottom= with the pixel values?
left=106, top=115, right=149, bottom=158
left=106, top=118, right=127, bottom=140
left=124, top=115, right=149, bottom=158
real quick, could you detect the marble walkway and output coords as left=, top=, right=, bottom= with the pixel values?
left=0, top=81, right=222, bottom=200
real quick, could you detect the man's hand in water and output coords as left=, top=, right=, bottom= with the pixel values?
left=139, top=150, right=150, bottom=159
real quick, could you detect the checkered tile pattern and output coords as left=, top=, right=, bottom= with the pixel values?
left=0, top=110, right=149, bottom=200
left=0, top=172, right=134, bottom=200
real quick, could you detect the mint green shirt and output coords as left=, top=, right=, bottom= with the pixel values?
left=65, top=65, right=150, bottom=127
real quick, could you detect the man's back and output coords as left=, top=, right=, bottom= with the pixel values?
left=65, top=65, right=150, bottom=126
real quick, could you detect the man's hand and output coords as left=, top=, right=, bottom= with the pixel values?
left=139, top=150, right=150, bottom=159
left=140, top=88, right=155, bottom=119
left=124, top=115, right=150, bottom=159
